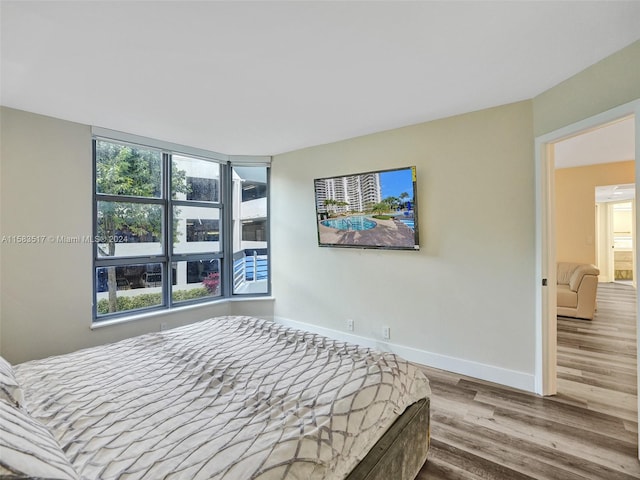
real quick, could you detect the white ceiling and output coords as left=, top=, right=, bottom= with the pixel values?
left=554, top=116, right=636, bottom=169
left=595, top=183, right=635, bottom=203
left=2, top=1, right=639, bottom=156
left=554, top=116, right=636, bottom=204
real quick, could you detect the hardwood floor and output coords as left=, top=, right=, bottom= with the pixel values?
left=557, top=283, right=638, bottom=422
left=415, top=282, right=639, bottom=479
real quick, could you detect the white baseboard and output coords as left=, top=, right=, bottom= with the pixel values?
left=273, top=316, right=536, bottom=393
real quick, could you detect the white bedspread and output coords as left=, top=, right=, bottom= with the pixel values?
left=15, top=316, right=430, bottom=480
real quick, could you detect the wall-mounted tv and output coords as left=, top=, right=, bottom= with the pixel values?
left=314, top=166, right=419, bottom=250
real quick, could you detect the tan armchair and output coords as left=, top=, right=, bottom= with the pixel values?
left=557, top=262, right=600, bottom=320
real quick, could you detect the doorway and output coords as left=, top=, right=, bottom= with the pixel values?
left=535, top=100, right=640, bottom=456
left=595, top=190, right=636, bottom=286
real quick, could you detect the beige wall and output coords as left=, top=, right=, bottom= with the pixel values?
left=555, top=161, right=635, bottom=265
left=270, top=40, right=639, bottom=391
left=0, top=107, right=274, bottom=364
left=534, top=40, right=640, bottom=136
left=271, top=101, right=537, bottom=389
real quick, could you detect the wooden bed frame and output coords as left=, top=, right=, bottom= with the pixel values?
left=346, top=398, right=430, bottom=480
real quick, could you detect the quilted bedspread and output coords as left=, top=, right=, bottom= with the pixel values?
left=14, top=316, right=430, bottom=480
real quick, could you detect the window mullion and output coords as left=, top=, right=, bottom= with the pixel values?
left=172, top=199, right=222, bottom=209
left=95, top=194, right=165, bottom=205
left=164, top=151, right=172, bottom=308
left=172, top=252, right=223, bottom=262
left=222, top=163, right=233, bottom=297
left=92, top=139, right=98, bottom=320
left=95, top=256, right=166, bottom=268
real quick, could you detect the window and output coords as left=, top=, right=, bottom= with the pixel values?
left=93, top=135, right=269, bottom=320
left=232, top=166, right=269, bottom=294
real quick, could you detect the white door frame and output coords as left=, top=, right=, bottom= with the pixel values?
left=534, top=98, right=640, bottom=456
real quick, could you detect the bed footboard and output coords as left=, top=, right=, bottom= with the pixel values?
left=345, top=397, right=430, bottom=480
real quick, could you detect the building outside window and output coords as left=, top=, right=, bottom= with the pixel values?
left=186, top=219, right=219, bottom=242
left=187, top=176, right=219, bottom=202
left=93, top=134, right=269, bottom=320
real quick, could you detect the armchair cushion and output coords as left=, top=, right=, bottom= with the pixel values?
left=556, top=262, right=600, bottom=320
left=568, top=263, right=600, bottom=292
left=557, top=285, right=577, bottom=308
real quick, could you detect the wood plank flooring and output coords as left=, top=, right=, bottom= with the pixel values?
left=415, top=282, right=639, bottom=479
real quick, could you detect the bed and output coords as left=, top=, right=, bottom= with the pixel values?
left=1, top=315, right=430, bottom=479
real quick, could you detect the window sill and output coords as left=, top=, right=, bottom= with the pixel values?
left=91, top=295, right=275, bottom=330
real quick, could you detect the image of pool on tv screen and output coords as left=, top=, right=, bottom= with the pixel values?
left=314, top=166, right=419, bottom=250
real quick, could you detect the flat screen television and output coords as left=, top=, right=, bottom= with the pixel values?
left=314, top=166, right=419, bottom=250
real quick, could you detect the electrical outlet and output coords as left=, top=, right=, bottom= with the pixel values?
left=346, top=319, right=354, bottom=331
left=160, top=322, right=168, bottom=331
left=382, top=326, right=390, bottom=340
